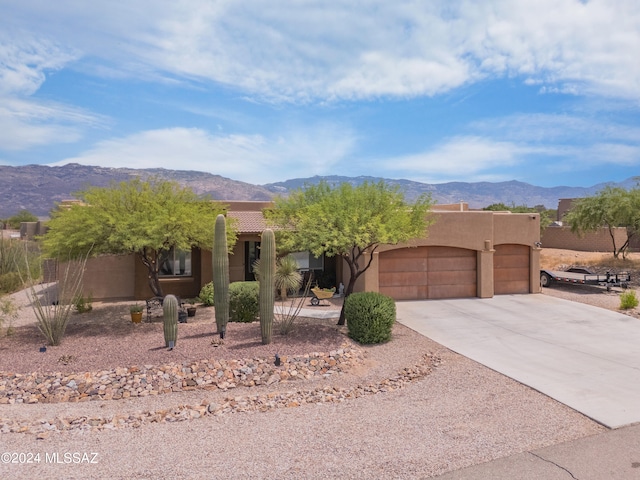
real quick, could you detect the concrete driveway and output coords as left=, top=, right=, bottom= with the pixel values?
left=396, top=294, right=640, bottom=429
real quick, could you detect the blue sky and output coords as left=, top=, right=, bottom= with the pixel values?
left=1, top=1, right=639, bottom=187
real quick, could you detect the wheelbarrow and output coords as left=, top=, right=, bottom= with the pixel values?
left=310, top=287, right=336, bottom=306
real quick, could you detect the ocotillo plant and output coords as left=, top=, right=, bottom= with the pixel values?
left=213, top=214, right=230, bottom=338
left=163, top=294, right=179, bottom=347
left=259, top=228, right=276, bottom=345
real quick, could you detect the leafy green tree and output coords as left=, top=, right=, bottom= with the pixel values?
left=564, top=187, right=640, bottom=259
left=7, top=210, right=38, bottom=229
left=43, top=178, right=235, bottom=297
left=483, top=203, right=555, bottom=231
left=265, top=181, right=434, bottom=325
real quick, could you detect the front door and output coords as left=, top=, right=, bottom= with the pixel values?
left=244, top=241, right=260, bottom=281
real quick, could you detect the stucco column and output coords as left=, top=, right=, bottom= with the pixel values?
left=477, top=240, right=495, bottom=298
left=530, top=245, right=542, bottom=293
left=342, top=250, right=380, bottom=294
left=359, top=250, right=379, bottom=293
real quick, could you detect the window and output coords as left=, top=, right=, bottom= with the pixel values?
left=291, top=251, right=324, bottom=270
left=160, top=248, right=192, bottom=277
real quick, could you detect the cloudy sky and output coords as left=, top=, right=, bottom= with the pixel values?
left=1, top=0, right=639, bottom=187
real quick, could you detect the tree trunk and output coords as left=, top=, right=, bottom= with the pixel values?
left=337, top=263, right=359, bottom=326
left=148, top=269, right=163, bottom=297
left=607, top=225, right=621, bottom=259
left=336, top=247, right=378, bottom=326
left=140, top=248, right=165, bottom=297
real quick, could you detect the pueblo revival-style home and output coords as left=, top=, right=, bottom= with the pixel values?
left=73, top=201, right=541, bottom=302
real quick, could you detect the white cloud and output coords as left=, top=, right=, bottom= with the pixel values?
left=373, top=109, right=640, bottom=183
left=0, top=97, right=105, bottom=150
left=0, top=34, right=76, bottom=95
left=52, top=126, right=356, bottom=184
left=376, top=136, right=524, bottom=183
left=4, top=0, right=640, bottom=101
left=472, top=113, right=640, bottom=145
left=0, top=34, right=102, bottom=150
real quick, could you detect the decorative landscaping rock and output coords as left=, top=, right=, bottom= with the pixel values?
left=0, top=353, right=440, bottom=435
left=0, top=343, right=364, bottom=405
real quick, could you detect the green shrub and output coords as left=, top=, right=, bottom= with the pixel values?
left=229, top=281, right=259, bottom=323
left=344, top=292, right=396, bottom=344
left=0, top=272, right=23, bottom=294
left=198, top=281, right=214, bottom=306
left=0, top=238, right=41, bottom=293
left=73, top=293, right=93, bottom=313
left=619, top=290, right=639, bottom=310
left=0, top=296, right=19, bottom=336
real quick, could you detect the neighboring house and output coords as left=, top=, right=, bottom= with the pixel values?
left=541, top=198, right=631, bottom=252
left=70, top=201, right=541, bottom=301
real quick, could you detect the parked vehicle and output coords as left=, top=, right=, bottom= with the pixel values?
left=540, top=268, right=630, bottom=291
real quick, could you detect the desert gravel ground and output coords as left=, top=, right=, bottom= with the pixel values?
left=2, top=249, right=634, bottom=479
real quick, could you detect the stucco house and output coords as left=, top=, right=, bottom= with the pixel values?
left=75, top=201, right=541, bottom=301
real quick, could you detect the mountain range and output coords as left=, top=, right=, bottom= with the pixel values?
left=0, top=163, right=635, bottom=218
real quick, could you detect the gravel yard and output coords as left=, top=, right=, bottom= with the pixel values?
left=1, top=248, right=635, bottom=478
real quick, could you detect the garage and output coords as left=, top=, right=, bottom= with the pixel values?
left=379, top=246, right=477, bottom=300
left=494, top=244, right=530, bottom=294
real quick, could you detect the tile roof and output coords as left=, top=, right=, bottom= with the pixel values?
left=228, top=211, right=267, bottom=234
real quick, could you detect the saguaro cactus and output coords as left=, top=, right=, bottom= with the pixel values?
left=259, top=229, right=276, bottom=345
left=213, top=214, right=230, bottom=338
left=163, top=294, right=179, bottom=347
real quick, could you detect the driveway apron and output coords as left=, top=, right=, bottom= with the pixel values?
left=396, top=294, right=640, bottom=428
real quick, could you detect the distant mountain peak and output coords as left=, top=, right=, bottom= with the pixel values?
left=0, top=165, right=634, bottom=218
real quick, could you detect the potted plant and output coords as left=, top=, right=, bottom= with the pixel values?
left=130, top=304, right=144, bottom=323
left=186, top=299, right=197, bottom=318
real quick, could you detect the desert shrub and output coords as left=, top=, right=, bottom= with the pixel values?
left=73, top=293, right=93, bottom=313
left=619, top=290, right=639, bottom=310
left=198, top=281, right=214, bottom=306
left=27, top=256, right=88, bottom=346
left=0, top=296, right=19, bottom=336
left=0, top=238, right=41, bottom=293
left=229, top=281, right=259, bottom=323
left=276, top=276, right=312, bottom=335
left=344, top=292, right=396, bottom=344
left=0, top=272, right=23, bottom=294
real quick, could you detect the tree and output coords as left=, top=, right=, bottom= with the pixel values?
left=7, top=209, right=38, bottom=229
left=43, top=178, right=235, bottom=297
left=564, top=187, right=640, bottom=259
left=483, top=203, right=555, bottom=232
left=265, top=181, right=434, bottom=325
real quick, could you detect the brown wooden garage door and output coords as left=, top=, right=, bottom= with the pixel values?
left=494, top=244, right=530, bottom=294
left=379, top=246, right=477, bottom=300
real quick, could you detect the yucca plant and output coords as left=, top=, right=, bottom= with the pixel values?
left=275, top=255, right=302, bottom=301
left=254, top=254, right=302, bottom=301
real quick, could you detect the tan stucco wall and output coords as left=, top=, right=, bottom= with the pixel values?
left=341, top=209, right=541, bottom=297
left=541, top=226, right=627, bottom=252
left=79, top=254, right=136, bottom=300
